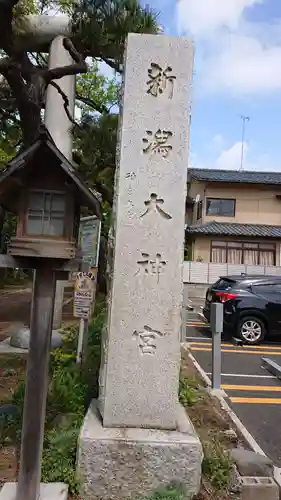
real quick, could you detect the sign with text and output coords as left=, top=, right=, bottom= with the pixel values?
left=79, top=216, right=101, bottom=268
left=74, top=270, right=97, bottom=319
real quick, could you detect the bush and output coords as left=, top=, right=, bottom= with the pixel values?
left=143, top=484, right=188, bottom=500
left=202, top=439, right=233, bottom=490
left=42, top=423, right=82, bottom=495
left=179, top=379, right=198, bottom=407
left=8, top=298, right=106, bottom=494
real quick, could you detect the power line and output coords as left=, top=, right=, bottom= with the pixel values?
left=239, top=115, right=250, bottom=171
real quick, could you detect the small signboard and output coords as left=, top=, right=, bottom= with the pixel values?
left=73, top=270, right=97, bottom=319
left=79, top=216, right=101, bottom=268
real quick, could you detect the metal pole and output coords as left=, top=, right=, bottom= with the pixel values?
left=211, top=302, right=223, bottom=390
left=16, top=265, right=56, bottom=500
left=76, top=318, right=85, bottom=364
left=82, top=318, right=89, bottom=365
left=239, top=115, right=250, bottom=171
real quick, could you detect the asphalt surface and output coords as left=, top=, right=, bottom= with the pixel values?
left=186, top=318, right=281, bottom=466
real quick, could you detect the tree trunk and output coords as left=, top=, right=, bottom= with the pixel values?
left=0, top=207, right=7, bottom=283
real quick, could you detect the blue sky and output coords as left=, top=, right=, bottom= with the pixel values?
left=136, top=0, right=281, bottom=172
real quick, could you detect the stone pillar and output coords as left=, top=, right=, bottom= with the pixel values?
left=99, top=33, right=193, bottom=430
left=78, top=34, right=202, bottom=500
left=45, top=35, right=75, bottom=329
left=45, top=35, right=75, bottom=160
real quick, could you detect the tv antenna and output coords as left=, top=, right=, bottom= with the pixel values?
left=239, top=115, right=250, bottom=171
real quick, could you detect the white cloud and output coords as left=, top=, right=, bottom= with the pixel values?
left=195, top=138, right=279, bottom=171
left=215, top=141, right=247, bottom=170
left=212, top=134, right=225, bottom=151
left=98, top=60, right=115, bottom=80
left=177, top=0, right=262, bottom=36
left=202, top=34, right=281, bottom=94
left=176, top=0, right=281, bottom=95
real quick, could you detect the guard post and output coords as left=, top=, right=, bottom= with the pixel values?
left=210, top=302, right=224, bottom=390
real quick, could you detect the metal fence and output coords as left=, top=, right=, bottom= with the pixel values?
left=183, top=261, right=281, bottom=284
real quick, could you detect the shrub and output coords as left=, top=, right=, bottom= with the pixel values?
left=202, top=439, right=233, bottom=490
left=7, top=298, right=106, bottom=494
left=143, top=484, right=188, bottom=500
left=42, top=422, right=82, bottom=495
left=179, top=379, right=198, bottom=407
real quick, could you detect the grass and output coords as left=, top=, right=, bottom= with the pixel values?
left=0, top=296, right=106, bottom=495
left=141, top=485, right=188, bottom=500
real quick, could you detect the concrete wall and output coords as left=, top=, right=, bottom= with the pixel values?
left=183, top=260, right=281, bottom=285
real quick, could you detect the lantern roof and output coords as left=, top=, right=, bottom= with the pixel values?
left=0, top=126, right=101, bottom=218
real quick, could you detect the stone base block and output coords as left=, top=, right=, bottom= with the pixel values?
left=0, top=483, right=68, bottom=500
left=77, top=400, right=202, bottom=500
left=240, top=477, right=279, bottom=500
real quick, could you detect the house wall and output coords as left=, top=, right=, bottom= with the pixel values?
left=187, top=181, right=281, bottom=225
left=203, top=183, right=281, bottom=225
left=191, top=235, right=281, bottom=266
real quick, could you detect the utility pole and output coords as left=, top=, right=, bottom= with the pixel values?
left=239, top=115, right=250, bottom=171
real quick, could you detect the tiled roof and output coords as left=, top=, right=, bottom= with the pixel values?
left=186, top=221, right=281, bottom=238
left=187, top=168, right=281, bottom=185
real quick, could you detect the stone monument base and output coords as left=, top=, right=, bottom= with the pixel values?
left=0, top=482, right=68, bottom=500
left=77, top=400, right=202, bottom=500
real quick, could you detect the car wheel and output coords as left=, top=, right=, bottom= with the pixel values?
left=237, top=316, right=266, bottom=345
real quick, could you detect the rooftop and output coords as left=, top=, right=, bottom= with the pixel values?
left=187, top=168, right=281, bottom=186
left=186, top=221, right=281, bottom=238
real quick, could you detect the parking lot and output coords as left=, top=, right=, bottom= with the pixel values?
left=186, top=319, right=281, bottom=465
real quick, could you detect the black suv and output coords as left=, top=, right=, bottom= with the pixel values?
left=203, top=274, right=281, bottom=345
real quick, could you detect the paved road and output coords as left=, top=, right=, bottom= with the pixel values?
left=186, top=319, right=281, bottom=466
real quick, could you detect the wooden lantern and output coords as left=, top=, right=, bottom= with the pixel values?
left=0, top=128, right=101, bottom=260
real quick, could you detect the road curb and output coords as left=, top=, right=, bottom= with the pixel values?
left=183, top=344, right=267, bottom=458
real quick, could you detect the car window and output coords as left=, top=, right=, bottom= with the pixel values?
left=213, top=279, right=235, bottom=290
left=252, top=283, right=281, bottom=294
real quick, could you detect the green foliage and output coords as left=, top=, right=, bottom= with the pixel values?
left=179, top=378, right=199, bottom=407
left=48, top=364, right=88, bottom=416
left=76, top=58, right=119, bottom=115
left=141, top=484, right=188, bottom=500
left=74, top=112, right=118, bottom=206
left=202, top=439, right=233, bottom=491
left=72, top=0, right=159, bottom=64
left=6, top=300, right=106, bottom=494
left=42, top=423, right=82, bottom=494
left=42, top=304, right=105, bottom=492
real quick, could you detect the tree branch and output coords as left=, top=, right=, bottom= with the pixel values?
left=76, top=93, right=109, bottom=114
left=101, top=57, right=122, bottom=73
left=0, top=106, right=19, bottom=123
left=44, top=38, right=87, bottom=84
left=49, top=81, right=81, bottom=129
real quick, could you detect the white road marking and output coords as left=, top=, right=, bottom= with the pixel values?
left=206, top=372, right=276, bottom=379
left=186, top=336, right=210, bottom=341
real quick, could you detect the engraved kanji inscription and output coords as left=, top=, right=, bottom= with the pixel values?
left=147, top=63, right=176, bottom=99
left=125, top=172, right=136, bottom=180
left=141, top=193, right=172, bottom=220
left=136, top=252, right=167, bottom=283
left=133, top=325, right=165, bottom=355
left=142, top=129, right=173, bottom=158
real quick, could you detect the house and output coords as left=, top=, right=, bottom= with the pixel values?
left=185, top=168, right=281, bottom=266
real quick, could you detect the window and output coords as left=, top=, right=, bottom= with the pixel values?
left=211, top=241, right=276, bottom=266
left=27, top=190, right=66, bottom=237
left=252, top=283, right=281, bottom=294
left=206, top=198, right=236, bottom=217
left=196, top=200, right=202, bottom=220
